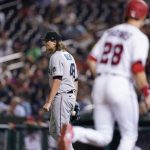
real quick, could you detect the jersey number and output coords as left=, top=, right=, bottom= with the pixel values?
left=70, top=63, right=75, bottom=78
left=100, top=42, right=123, bottom=65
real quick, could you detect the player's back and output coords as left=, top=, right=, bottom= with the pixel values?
left=92, top=23, right=149, bottom=111
left=95, top=23, right=149, bottom=79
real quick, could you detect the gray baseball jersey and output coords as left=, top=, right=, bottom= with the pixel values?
left=48, top=51, right=78, bottom=93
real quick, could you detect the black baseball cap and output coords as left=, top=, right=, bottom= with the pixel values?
left=42, top=31, right=62, bottom=42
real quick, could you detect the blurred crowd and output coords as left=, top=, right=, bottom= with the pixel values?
left=0, top=0, right=150, bottom=119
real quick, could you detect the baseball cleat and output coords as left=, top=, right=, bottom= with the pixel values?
left=58, top=124, right=73, bottom=150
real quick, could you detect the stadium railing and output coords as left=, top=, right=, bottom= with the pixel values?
left=0, top=112, right=150, bottom=150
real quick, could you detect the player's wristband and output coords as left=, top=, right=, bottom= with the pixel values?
left=140, top=86, right=150, bottom=97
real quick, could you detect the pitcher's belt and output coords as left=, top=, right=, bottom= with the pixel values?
left=56, top=90, right=75, bottom=95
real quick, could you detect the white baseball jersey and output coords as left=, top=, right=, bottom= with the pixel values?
left=71, top=24, right=149, bottom=150
left=90, top=23, right=149, bottom=79
left=48, top=51, right=78, bottom=93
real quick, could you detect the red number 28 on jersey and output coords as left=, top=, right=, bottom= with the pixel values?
left=100, top=42, right=123, bottom=65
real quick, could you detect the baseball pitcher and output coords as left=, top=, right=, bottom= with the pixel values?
left=42, top=31, right=78, bottom=150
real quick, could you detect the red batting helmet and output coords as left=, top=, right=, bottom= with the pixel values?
left=125, top=0, right=149, bottom=19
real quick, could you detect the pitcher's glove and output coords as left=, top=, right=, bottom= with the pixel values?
left=70, top=102, right=80, bottom=122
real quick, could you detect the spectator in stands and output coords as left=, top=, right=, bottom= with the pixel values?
left=8, top=96, right=26, bottom=117
left=0, top=64, right=12, bottom=82
left=77, top=80, right=92, bottom=111
left=11, top=70, right=30, bottom=95
left=24, top=129, right=42, bottom=150
left=62, top=15, right=87, bottom=40
left=0, top=11, right=5, bottom=31
left=0, top=101, right=9, bottom=115
left=0, top=71, right=13, bottom=105
left=20, top=93, right=32, bottom=117
left=0, top=31, right=13, bottom=57
left=29, top=68, right=46, bottom=117
left=26, top=41, right=42, bottom=63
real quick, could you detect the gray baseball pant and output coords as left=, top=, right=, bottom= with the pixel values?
left=49, top=92, right=76, bottom=149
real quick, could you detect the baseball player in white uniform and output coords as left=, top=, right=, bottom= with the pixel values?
left=58, top=0, right=150, bottom=150
left=42, top=31, right=78, bottom=150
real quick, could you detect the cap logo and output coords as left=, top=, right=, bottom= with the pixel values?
left=51, top=37, right=55, bottom=40
left=131, top=10, right=136, bottom=18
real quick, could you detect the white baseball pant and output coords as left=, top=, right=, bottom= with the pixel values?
left=72, top=74, right=139, bottom=150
